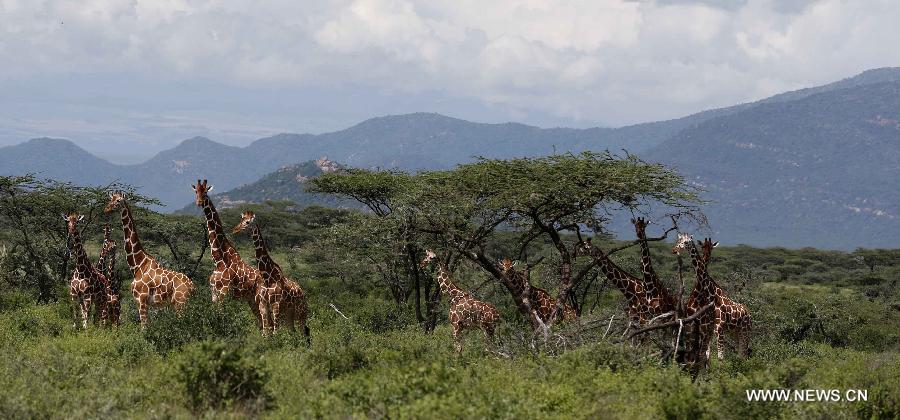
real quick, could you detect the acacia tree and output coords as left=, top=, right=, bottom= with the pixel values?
left=312, top=152, right=700, bottom=334
left=308, top=170, right=443, bottom=327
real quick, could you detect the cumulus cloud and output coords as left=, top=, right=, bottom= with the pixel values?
left=1, top=0, right=899, bottom=132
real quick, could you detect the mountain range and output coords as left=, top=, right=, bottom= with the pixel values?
left=1, top=68, right=899, bottom=249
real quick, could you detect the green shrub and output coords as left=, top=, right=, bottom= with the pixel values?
left=115, top=331, right=156, bottom=365
left=177, top=340, right=271, bottom=413
left=307, top=324, right=372, bottom=379
left=142, top=296, right=254, bottom=353
left=0, top=290, right=33, bottom=312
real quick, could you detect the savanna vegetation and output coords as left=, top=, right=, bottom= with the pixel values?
left=0, top=153, right=898, bottom=418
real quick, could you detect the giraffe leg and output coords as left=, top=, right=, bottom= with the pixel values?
left=289, top=307, right=297, bottom=332
left=80, top=296, right=91, bottom=329
left=99, top=302, right=108, bottom=327
left=71, top=292, right=81, bottom=329
left=299, top=313, right=310, bottom=346
left=483, top=324, right=495, bottom=352
left=715, top=322, right=725, bottom=361
left=111, top=299, right=120, bottom=328
left=258, top=300, right=271, bottom=336
left=137, top=295, right=149, bottom=329
left=452, top=324, right=463, bottom=355
left=270, top=300, right=280, bottom=335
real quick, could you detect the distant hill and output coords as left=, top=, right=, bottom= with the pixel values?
left=176, top=158, right=353, bottom=214
left=2, top=67, right=899, bottom=249
left=644, top=80, right=900, bottom=249
left=0, top=115, right=684, bottom=210
left=0, top=137, right=120, bottom=184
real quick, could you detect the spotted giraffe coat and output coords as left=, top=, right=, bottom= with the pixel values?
left=193, top=180, right=265, bottom=329
left=234, top=212, right=310, bottom=338
left=423, top=251, right=500, bottom=353
left=105, top=194, right=193, bottom=327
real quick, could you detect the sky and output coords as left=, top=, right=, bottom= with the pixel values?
left=1, top=0, right=899, bottom=162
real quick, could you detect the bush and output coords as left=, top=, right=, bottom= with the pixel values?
left=142, top=296, right=255, bottom=353
left=115, top=332, right=156, bottom=365
left=0, top=290, right=33, bottom=313
left=177, top=340, right=271, bottom=413
left=307, top=324, right=372, bottom=379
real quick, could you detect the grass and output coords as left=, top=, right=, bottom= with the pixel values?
left=1, top=242, right=898, bottom=418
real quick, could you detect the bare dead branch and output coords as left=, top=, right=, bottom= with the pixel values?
left=619, top=303, right=714, bottom=342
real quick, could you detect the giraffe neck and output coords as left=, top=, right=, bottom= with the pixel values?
left=69, top=227, right=92, bottom=275
left=120, top=203, right=150, bottom=273
left=592, top=248, right=642, bottom=297
left=436, top=263, right=463, bottom=297
left=688, top=241, right=716, bottom=303
left=201, top=196, right=233, bottom=263
left=97, top=238, right=114, bottom=273
left=636, top=228, right=657, bottom=283
left=250, top=223, right=282, bottom=281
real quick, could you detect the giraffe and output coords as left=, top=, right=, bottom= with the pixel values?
left=672, top=234, right=752, bottom=363
left=673, top=234, right=715, bottom=317
left=65, top=212, right=109, bottom=328
left=632, top=218, right=677, bottom=317
left=192, top=180, right=264, bottom=328
left=421, top=250, right=500, bottom=354
left=499, top=258, right=577, bottom=322
left=104, top=192, right=194, bottom=328
left=95, top=223, right=121, bottom=326
left=233, top=211, right=310, bottom=340
left=577, top=238, right=653, bottom=326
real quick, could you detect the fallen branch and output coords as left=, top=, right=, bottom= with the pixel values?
left=329, top=303, right=349, bottom=320
left=646, top=311, right=676, bottom=326
left=618, top=303, right=714, bottom=343
left=602, top=314, right=617, bottom=339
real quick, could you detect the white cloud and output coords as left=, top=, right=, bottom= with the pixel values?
left=1, top=0, right=899, bottom=130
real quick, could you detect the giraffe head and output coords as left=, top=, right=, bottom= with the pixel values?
left=671, top=232, right=693, bottom=254
left=575, top=237, right=594, bottom=257
left=700, top=237, right=718, bottom=263
left=232, top=211, right=256, bottom=234
left=62, top=212, right=84, bottom=235
left=191, top=179, right=214, bottom=207
left=102, top=223, right=111, bottom=240
left=419, top=249, right=437, bottom=268
left=631, top=217, right=648, bottom=237
left=499, top=258, right=517, bottom=275
left=104, top=191, right=126, bottom=213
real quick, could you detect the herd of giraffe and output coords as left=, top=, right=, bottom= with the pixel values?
left=417, top=217, right=751, bottom=362
left=65, top=180, right=309, bottom=339
left=66, top=182, right=750, bottom=364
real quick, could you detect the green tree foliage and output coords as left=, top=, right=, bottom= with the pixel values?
left=0, top=175, right=156, bottom=301
left=311, top=152, right=701, bottom=330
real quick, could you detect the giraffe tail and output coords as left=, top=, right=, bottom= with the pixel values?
left=304, top=325, right=311, bottom=346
